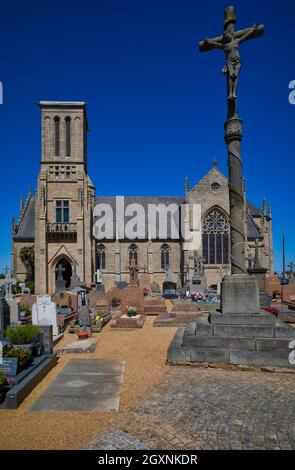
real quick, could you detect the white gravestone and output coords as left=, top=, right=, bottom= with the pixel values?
left=32, top=296, right=59, bottom=337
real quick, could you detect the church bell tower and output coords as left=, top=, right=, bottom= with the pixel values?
left=34, top=102, right=95, bottom=294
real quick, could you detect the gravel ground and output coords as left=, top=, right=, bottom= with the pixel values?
left=0, top=317, right=177, bottom=450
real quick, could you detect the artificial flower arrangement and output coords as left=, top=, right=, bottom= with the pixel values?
left=126, top=305, right=137, bottom=317
left=93, top=314, right=102, bottom=325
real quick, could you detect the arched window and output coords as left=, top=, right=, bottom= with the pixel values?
left=161, top=243, right=170, bottom=270
left=202, top=208, right=230, bottom=264
left=97, top=244, right=106, bottom=269
left=129, top=243, right=138, bottom=265
left=54, top=116, right=60, bottom=156
left=65, top=116, right=71, bottom=156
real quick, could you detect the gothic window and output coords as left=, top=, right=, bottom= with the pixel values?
left=65, top=116, right=71, bottom=156
left=202, top=208, right=229, bottom=264
left=56, top=200, right=70, bottom=223
left=97, top=244, right=106, bottom=269
left=129, top=243, right=138, bottom=265
left=161, top=243, right=170, bottom=270
left=54, top=116, right=60, bottom=156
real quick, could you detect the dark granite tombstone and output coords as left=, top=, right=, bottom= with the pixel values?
left=115, top=281, right=128, bottom=289
left=38, top=325, right=53, bottom=354
left=163, top=268, right=177, bottom=299
left=78, top=293, right=91, bottom=335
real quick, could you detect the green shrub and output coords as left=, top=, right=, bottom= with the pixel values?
left=25, top=281, right=35, bottom=294
left=0, top=372, right=8, bottom=388
left=5, top=325, right=39, bottom=345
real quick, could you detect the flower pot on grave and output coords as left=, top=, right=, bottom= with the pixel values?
left=77, top=331, right=89, bottom=340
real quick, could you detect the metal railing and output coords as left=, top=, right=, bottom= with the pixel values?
left=46, top=223, right=77, bottom=233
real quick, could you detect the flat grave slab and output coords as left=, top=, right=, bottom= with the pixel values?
left=30, top=359, right=124, bottom=413
left=57, top=338, right=98, bottom=354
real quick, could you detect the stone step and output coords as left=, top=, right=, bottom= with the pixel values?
left=209, top=312, right=277, bottom=325
left=189, top=348, right=294, bottom=368
left=213, top=324, right=275, bottom=338
left=183, top=335, right=294, bottom=352
left=183, top=335, right=255, bottom=350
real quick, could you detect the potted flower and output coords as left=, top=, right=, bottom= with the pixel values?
left=126, top=305, right=137, bottom=317
left=93, top=314, right=102, bottom=325
left=5, top=325, right=39, bottom=353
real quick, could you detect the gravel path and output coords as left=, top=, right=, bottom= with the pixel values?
left=0, top=317, right=177, bottom=450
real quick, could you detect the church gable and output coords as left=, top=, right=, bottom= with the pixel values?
left=186, top=165, right=230, bottom=217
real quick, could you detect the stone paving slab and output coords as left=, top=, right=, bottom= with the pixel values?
left=57, top=338, right=98, bottom=354
left=30, top=359, right=124, bottom=413
left=83, top=367, right=295, bottom=450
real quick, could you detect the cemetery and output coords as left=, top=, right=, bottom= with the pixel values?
left=0, top=2, right=295, bottom=454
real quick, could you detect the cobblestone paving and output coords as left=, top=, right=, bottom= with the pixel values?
left=83, top=367, right=295, bottom=450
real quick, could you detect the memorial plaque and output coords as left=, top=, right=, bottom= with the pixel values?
left=0, top=357, right=18, bottom=377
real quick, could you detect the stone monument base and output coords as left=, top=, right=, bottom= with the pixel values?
left=167, top=311, right=295, bottom=369
left=221, top=274, right=260, bottom=314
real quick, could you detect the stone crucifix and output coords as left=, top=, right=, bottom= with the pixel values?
left=55, top=264, right=65, bottom=281
left=199, top=6, right=263, bottom=275
left=126, top=258, right=139, bottom=285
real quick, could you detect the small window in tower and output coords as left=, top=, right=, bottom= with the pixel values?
left=54, top=117, right=60, bottom=156
left=65, top=117, right=71, bottom=157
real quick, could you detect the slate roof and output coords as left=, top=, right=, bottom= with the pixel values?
left=13, top=196, right=35, bottom=241
left=246, top=213, right=263, bottom=240
left=247, top=201, right=262, bottom=217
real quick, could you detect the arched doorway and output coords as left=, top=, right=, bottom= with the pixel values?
left=55, top=258, right=72, bottom=289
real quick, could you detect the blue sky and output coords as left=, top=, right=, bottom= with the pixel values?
left=0, top=0, right=294, bottom=274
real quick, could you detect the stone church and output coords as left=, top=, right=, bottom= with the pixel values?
left=11, top=102, right=274, bottom=294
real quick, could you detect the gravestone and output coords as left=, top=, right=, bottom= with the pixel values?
left=139, top=273, right=152, bottom=292
left=32, top=296, right=59, bottom=337
left=121, top=285, right=145, bottom=315
left=282, top=284, right=295, bottom=304
left=55, top=264, right=66, bottom=294
left=248, top=239, right=271, bottom=307
left=38, top=325, right=54, bottom=354
left=0, top=270, right=17, bottom=300
left=78, top=292, right=92, bottom=335
left=0, top=288, right=10, bottom=339
left=95, top=269, right=105, bottom=293
left=265, top=274, right=281, bottom=298
left=54, top=291, right=78, bottom=311
left=7, top=299, right=20, bottom=325
left=151, top=280, right=161, bottom=293
left=162, top=267, right=177, bottom=299
left=115, top=281, right=128, bottom=289
left=69, top=262, right=85, bottom=291
left=188, top=251, right=207, bottom=293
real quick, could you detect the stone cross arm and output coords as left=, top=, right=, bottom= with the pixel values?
left=199, top=25, right=264, bottom=52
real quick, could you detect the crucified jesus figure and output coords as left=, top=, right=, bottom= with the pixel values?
left=204, top=24, right=259, bottom=99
